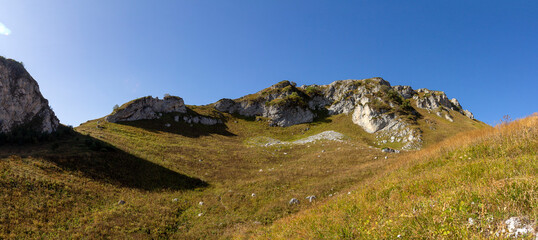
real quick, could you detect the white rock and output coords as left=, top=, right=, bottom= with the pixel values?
left=289, top=198, right=300, bottom=205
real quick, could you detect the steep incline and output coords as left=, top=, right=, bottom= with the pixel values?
left=257, top=114, right=538, bottom=239
left=0, top=56, right=59, bottom=134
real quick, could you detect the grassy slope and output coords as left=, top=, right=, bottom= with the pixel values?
left=258, top=114, right=537, bottom=239
left=0, top=106, right=486, bottom=239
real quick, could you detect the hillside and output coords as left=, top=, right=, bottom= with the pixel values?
left=0, top=78, right=489, bottom=239
left=258, top=114, right=538, bottom=239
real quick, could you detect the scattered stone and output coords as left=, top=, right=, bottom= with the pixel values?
left=503, top=217, right=535, bottom=238
left=198, top=201, right=204, bottom=206
left=289, top=198, right=300, bottom=205
left=251, top=193, right=256, bottom=197
left=165, top=123, right=171, bottom=127
left=321, top=150, right=325, bottom=153
left=382, top=148, right=400, bottom=153
left=198, top=213, right=203, bottom=217
left=174, top=116, right=180, bottom=122
left=468, top=217, right=475, bottom=226
left=305, top=195, right=316, bottom=202
left=172, top=198, right=178, bottom=202
left=118, top=200, right=126, bottom=205
left=384, top=156, right=388, bottom=159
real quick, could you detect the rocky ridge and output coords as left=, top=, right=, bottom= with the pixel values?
left=103, top=77, right=475, bottom=150
left=0, top=57, right=59, bottom=134
left=214, top=78, right=475, bottom=150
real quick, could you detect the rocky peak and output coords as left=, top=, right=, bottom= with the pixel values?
left=0, top=56, right=59, bottom=134
left=105, top=95, right=187, bottom=123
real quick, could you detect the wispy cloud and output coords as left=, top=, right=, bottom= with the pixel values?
left=0, top=22, right=12, bottom=36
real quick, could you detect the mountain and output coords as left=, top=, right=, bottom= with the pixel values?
left=0, top=56, right=59, bottom=135
left=1, top=62, right=501, bottom=239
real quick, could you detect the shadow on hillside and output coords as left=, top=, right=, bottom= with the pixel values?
left=116, top=110, right=236, bottom=138
left=0, top=131, right=208, bottom=191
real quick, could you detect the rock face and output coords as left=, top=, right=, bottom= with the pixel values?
left=413, top=89, right=474, bottom=118
left=106, top=96, right=187, bottom=123
left=215, top=81, right=315, bottom=127
left=0, top=57, right=59, bottom=133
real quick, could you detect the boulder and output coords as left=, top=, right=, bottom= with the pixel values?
left=288, top=198, right=300, bottom=205
left=0, top=57, right=59, bottom=133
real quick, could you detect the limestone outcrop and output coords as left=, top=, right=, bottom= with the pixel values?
left=215, top=81, right=315, bottom=127
left=212, top=77, right=476, bottom=150
left=413, top=89, right=475, bottom=119
left=0, top=57, right=59, bottom=134
left=105, top=96, right=187, bottom=123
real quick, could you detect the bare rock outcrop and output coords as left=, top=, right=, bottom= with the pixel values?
left=413, top=89, right=475, bottom=120
left=212, top=77, right=475, bottom=150
left=106, top=96, right=187, bottom=123
left=215, top=81, right=315, bottom=127
left=0, top=57, right=59, bottom=133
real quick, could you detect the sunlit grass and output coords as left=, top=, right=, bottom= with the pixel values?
left=0, top=105, right=488, bottom=239
left=258, top=114, right=537, bottom=239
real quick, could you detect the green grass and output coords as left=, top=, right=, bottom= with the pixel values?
left=0, top=104, right=489, bottom=239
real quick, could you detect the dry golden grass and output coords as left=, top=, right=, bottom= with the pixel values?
left=0, top=106, right=488, bottom=239
left=257, top=113, right=538, bottom=239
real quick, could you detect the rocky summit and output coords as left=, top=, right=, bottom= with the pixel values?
left=0, top=56, right=59, bottom=134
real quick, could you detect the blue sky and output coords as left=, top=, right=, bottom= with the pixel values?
left=0, top=1, right=536, bottom=126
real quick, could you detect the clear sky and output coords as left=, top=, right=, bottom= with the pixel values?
left=0, top=1, right=536, bottom=126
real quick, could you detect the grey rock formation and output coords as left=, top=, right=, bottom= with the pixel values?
left=215, top=81, right=315, bottom=127
left=264, top=104, right=315, bottom=127
left=0, top=57, right=59, bottom=133
left=463, top=109, right=475, bottom=119
left=392, top=85, right=416, bottom=99
left=413, top=90, right=454, bottom=110
left=450, top=98, right=462, bottom=110
left=106, top=96, right=187, bottom=123
left=413, top=90, right=475, bottom=120
left=211, top=77, right=475, bottom=149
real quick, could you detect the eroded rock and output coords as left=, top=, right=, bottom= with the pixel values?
left=106, top=96, right=187, bottom=123
left=0, top=57, right=59, bottom=134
